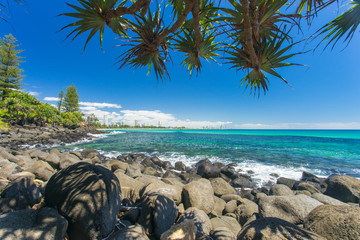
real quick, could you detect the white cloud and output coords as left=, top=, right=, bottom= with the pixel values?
left=234, top=122, right=360, bottom=129
left=44, top=97, right=122, bottom=109
left=80, top=106, right=97, bottom=111
left=79, top=101, right=122, bottom=109
left=28, top=91, right=39, bottom=96
left=44, top=97, right=59, bottom=101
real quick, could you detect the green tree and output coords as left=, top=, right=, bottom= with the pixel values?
left=0, top=34, right=24, bottom=100
left=60, top=0, right=360, bottom=94
left=58, top=90, right=65, bottom=112
left=63, top=84, right=79, bottom=113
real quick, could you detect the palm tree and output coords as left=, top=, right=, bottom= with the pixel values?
left=60, top=0, right=359, bottom=93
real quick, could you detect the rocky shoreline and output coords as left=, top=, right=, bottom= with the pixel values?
left=0, top=124, right=103, bottom=150
left=0, top=128, right=360, bottom=240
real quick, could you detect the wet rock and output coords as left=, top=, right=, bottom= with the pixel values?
left=175, top=161, right=186, bottom=171
left=238, top=217, right=325, bottom=240
left=143, top=166, right=161, bottom=176
left=81, top=148, right=101, bottom=159
left=179, top=172, right=201, bottom=183
left=210, top=227, right=236, bottom=240
left=211, top=178, right=237, bottom=196
left=301, top=171, right=320, bottom=183
left=197, top=161, right=220, bottom=178
left=259, top=195, right=323, bottom=224
left=162, top=161, right=174, bottom=170
left=45, top=162, right=122, bottom=240
left=231, top=176, right=255, bottom=188
left=178, top=207, right=212, bottom=239
left=183, top=178, right=215, bottom=214
left=276, top=177, right=297, bottom=189
left=1, top=177, right=41, bottom=206
left=162, top=170, right=179, bottom=179
left=324, top=174, right=360, bottom=203
left=304, top=205, right=360, bottom=240
left=160, top=219, right=196, bottom=240
left=210, top=216, right=241, bottom=236
left=269, top=184, right=294, bottom=196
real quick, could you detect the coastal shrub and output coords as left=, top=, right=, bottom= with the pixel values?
left=0, top=90, right=84, bottom=127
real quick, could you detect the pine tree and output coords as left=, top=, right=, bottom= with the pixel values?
left=0, top=34, right=24, bottom=100
left=58, top=90, right=64, bottom=112
left=63, top=84, right=79, bottom=113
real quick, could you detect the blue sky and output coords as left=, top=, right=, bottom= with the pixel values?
left=1, top=0, right=360, bottom=128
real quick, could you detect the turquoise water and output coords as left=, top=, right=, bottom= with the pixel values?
left=64, top=129, right=360, bottom=186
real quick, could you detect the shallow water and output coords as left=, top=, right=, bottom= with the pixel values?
left=60, top=129, right=360, bottom=186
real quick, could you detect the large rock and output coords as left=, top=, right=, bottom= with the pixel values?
left=45, top=153, right=60, bottom=169
left=211, top=227, right=236, bottom=240
left=231, top=176, right=255, bottom=189
left=160, top=219, right=196, bottom=240
left=114, top=170, right=141, bottom=202
left=324, top=174, right=360, bottom=203
left=154, top=195, right=179, bottom=239
left=0, top=208, right=68, bottom=240
left=297, top=182, right=321, bottom=194
left=304, top=205, right=360, bottom=240
left=28, top=149, right=49, bottom=161
left=0, top=160, right=21, bottom=179
left=109, top=224, right=149, bottom=240
left=269, top=184, right=294, bottom=196
left=234, top=201, right=259, bottom=226
left=213, top=196, right=226, bottom=216
left=197, top=161, right=221, bottom=178
left=258, top=194, right=323, bottom=224
left=1, top=177, right=42, bottom=206
left=238, top=217, right=325, bottom=240
left=178, top=207, right=212, bottom=239
left=276, top=177, right=297, bottom=189
left=211, top=178, right=237, bottom=196
left=26, top=160, right=56, bottom=181
left=224, top=200, right=238, bottom=214
left=210, top=216, right=241, bottom=236
left=311, top=193, right=348, bottom=206
left=140, top=181, right=183, bottom=204
left=59, top=153, right=81, bottom=169
left=0, top=196, right=30, bottom=213
left=45, top=162, right=122, bottom=240
left=183, top=178, right=215, bottom=214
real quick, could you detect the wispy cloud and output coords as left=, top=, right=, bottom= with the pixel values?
left=28, top=91, right=39, bottom=96
left=44, top=97, right=122, bottom=109
left=80, top=101, right=122, bottom=109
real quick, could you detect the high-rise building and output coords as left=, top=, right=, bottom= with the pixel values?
left=104, top=115, right=108, bottom=126
left=135, top=120, right=138, bottom=127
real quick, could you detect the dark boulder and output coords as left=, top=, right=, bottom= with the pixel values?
left=301, top=171, right=321, bottom=183
left=232, top=176, right=255, bottom=188
left=45, top=162, right=122, bottom=240
left=154, top=195, right=179, bottom=239
left=324, top=174, right=360, bottom=203
left=276, top=177, right=297, bottom=189
left=197, top=161, right=221, bottom=178
left=1, top=177, right=42, bottom=206
left=108, top=224, right=149, bottom=240
left=0, top=196, right=30, bottom=214
left=175, top=161, right=186, bottom=171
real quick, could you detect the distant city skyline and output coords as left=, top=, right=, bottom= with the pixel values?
left=1, top=1, right=360, bottom=129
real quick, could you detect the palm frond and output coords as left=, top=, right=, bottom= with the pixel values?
left=117, top=9, right=172, bottom=80
left=174, top=29, right=221, bottom=75
left=317, top=0, right=360, bottom=49
left=61, top=0, right=128, bottom=50
left=225, top=34, right=303, bottom=94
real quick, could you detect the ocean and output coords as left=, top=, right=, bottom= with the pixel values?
left=61, top=129, right=360, bottom=187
